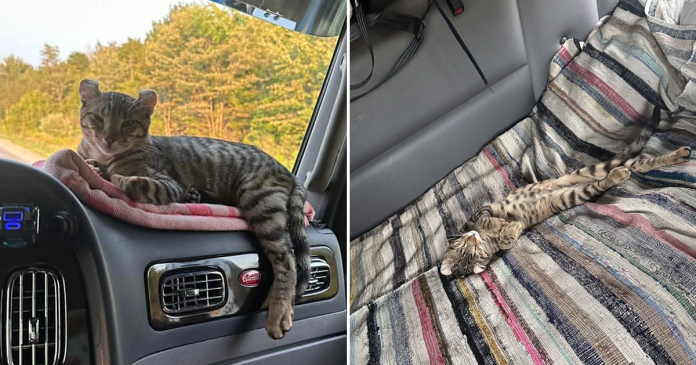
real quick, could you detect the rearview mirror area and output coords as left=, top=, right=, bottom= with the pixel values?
left=210, top=0, right=346, bottom=37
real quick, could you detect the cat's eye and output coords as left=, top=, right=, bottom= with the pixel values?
left=123, top=120, right=137, bottom=128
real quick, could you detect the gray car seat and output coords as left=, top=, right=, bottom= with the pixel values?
left=350, top=0, right=619, bottom=238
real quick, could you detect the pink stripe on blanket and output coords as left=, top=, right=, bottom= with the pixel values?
left=187, top=204, right=213, bottom=216
left=227, top=206, right=242, bottom=217
left=586, top=202, right=696, bottom=261
left=559, top=46, right=573, bottom=63
left=33, top=149, right=314, bottom=231
left=483, top=148, right=516, bottom=191
left=568, top=62, right=649, bottom=123
left=411, top=279, right=445, bottom=365
left=481, top=272, right=545, bottom=365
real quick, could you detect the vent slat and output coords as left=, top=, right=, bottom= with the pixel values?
left=161, top=287, right=223, bottom=297
left=162, top=278, right=223, bottom=288
left=11, top=343, right=55, bottom=350
left=305, top=258, right=331, bottom=296
left=161, top=269, right=226, bottom=314
left=4, top=269, right=65, bottom=365
left=11, top=294, right=55, bottom=300
left=163, top=295, right=224, bottom=305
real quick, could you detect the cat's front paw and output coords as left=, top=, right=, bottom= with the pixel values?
left=111, top=174, right=162, bottom=205
left=499, top=221, right=523, bottom=250
left=505, top=221, right=524, bottom=237
left=85, top=159, right=106, bottom=178
left=110, top=174, right=128, bottom=189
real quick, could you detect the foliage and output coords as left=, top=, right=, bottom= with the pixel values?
left=0, top=3, right=336, bottom=168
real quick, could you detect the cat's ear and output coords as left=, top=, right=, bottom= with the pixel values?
left=79, top=79, right=101, bottom=104
left=136, top=90, right=158, bottom=116
left=440, top=259, right=453, bottom=276
left=473, top=263, right=486, bottom=274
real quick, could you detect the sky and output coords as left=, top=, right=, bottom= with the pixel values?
left=0, top=0, right=200, bottom=67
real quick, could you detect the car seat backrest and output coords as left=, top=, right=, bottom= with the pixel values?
left=350, top=0, right=620, bottom=238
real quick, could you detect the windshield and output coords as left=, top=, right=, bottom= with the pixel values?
left=0, top=0, right=339, bottom=170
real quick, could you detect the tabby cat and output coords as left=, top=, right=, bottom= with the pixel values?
left=76, top=79, right=309, bottom=339
left=440, top=107, right=691, bottom=276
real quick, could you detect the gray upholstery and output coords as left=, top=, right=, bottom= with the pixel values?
left=350, top=0, right=619, bottom=238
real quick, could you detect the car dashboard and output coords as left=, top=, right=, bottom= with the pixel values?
left=0, top=158, right=346, bottom=365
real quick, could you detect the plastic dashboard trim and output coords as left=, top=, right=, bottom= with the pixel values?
left=0, top=158, right=347, bottom=365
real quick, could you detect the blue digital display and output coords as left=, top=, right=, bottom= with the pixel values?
left=4, top=222, right=21, bottom=231
left=3, top=211, right=23, bottom=222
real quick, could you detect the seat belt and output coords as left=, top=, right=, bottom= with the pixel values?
left=431, top=0, right=487, bottom=85
left=350, top=0, right=487, bottom=102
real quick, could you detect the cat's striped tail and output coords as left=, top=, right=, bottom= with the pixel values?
left=288, top=181, right=311, bottom=297
left=614, top=105, right=662, bottom=160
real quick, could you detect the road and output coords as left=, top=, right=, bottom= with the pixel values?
left=0, top=138, right=46, bottom=164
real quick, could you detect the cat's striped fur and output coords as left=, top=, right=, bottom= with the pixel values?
left=441, top=107, right=692, bottom=276
left=76, top=79, right=309, bottom=339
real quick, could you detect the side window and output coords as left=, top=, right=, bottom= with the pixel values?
left=0, top=1, right=340, bottom=170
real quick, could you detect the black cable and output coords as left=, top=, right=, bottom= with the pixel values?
left=350, top=1, right=435, bottom=102
left=433, top=0, right=487, bottom=85
left=351, top=2, right=375, bottom=90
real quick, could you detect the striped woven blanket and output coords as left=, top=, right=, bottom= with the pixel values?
left=33, top=149, right=314, bottom=231
left=350, top=1, right=696, bottom=364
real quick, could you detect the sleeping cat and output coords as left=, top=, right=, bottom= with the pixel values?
left=440, top=107, right=691, bottom=276
left=76, top=79, right=309, bottom=339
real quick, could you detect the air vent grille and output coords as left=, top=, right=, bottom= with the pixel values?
left=4, top=269, right=66, bottom=365
left=305, top=257, right=331, bottom=296
left=161, top=269, right=226, bottom=315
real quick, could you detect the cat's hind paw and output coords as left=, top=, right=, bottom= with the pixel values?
left=185, top=188, right=202, bottom=203
left=266, top=302, right=293, bottom=340
left=607, top=166, right=631, bottom=185
left=673, top=146, right=692, bottom=163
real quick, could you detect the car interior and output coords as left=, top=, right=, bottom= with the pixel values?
left=0, top=2, right=347, bottom=364
left=4, top=0, right=696, bottom=363
left=351, top=0, right=620, bottom=238
left=350, top=0, right=696, bottom=363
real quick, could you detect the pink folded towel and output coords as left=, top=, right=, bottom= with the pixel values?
left=33, top=149, right=315, bottom=231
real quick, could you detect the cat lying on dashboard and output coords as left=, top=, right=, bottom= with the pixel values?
left=76, top=79, right=308, bottom=339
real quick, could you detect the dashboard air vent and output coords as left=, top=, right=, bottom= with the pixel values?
left=304, top=257, right=331, bottom=296
left=3, top=269, right=66, bottom=365
left=161, top=269, right=226, bottom=315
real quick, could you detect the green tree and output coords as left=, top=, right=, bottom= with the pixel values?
left=38, top=44, right=73, bottom=110
left=117, top=39, right=146, bottom=93
left=0, top=56, right=34, bottom=119
left=67, top=52, right=89, bottom=73
left=3, top=90, right=50, bottom=136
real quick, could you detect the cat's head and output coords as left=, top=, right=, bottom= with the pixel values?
left=440, top=231, right=491, bottom=276
left=78, top=79, right=157, bottom=156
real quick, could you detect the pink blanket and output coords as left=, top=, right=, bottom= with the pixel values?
left=33, top=149, right=314, bottom=231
